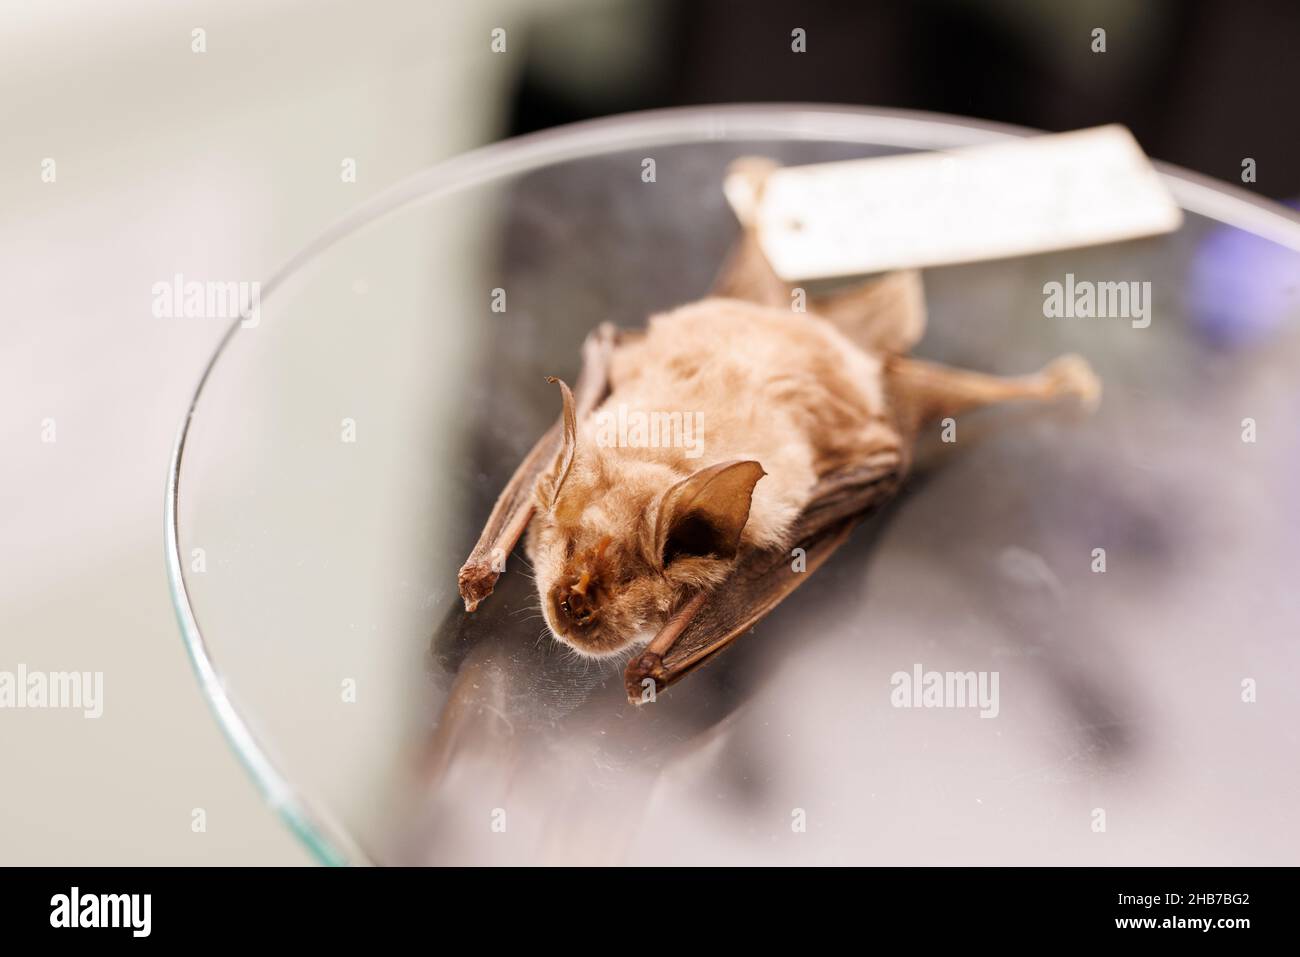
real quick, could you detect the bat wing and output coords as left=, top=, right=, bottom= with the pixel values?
left=457, top=322, right=621, bottom=611
left=624, top=455, right=903, bottom=702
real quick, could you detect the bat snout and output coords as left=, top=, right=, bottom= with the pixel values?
left=561, top=586, right=597, bottom=628
left=548, top=578, right=601, bottom=635
left=545, top=573, right=638, bottom=658
left=544, top=536, right=627, bottom=654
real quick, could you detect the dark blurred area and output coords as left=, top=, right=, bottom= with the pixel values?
left=506, top=0, right=1300, bottom=199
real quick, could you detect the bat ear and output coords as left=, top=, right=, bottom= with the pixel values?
left=655, top=459, right=765, bottom=566
left=540, top=376, right=578, bottom=511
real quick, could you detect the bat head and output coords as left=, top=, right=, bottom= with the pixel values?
left=524, top=380, right=764, bottom=658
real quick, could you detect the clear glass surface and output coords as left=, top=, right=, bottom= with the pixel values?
left=167, top=106, right=1300, bottom=865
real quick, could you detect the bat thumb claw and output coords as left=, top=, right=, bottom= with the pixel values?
left=625, top=652, right=667, bottom=705
left=457, top=561, right=500, bottom=613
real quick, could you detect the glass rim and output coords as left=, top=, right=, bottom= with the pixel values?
left=163, top=102, right=1300, bottom=867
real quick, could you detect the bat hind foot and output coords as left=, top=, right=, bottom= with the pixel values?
left=1041, top=353, right=1101, bottom=411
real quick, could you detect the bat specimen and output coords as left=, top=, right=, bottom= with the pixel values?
left=458, top=158, right=1099, bottom=704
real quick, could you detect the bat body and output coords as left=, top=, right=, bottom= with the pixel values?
left=458, top=158, right=1099, bottom=702
left=523, top=298, right=900, bottom=659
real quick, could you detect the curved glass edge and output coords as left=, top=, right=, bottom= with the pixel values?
left=164, top=103, right=1300, bottom=866
left=165, top=413, right=364, bottom=866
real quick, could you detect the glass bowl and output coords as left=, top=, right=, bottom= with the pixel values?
left=167, top=105, right=1300, bottom=865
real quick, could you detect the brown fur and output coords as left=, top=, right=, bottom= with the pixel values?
left=525, top=297, right=901, bottom=657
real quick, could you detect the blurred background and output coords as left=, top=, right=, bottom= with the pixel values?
left=1, top=0, right=1297, bottom=865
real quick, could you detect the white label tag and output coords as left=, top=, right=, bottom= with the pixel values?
left=740, top=125, right=1183, bottom=281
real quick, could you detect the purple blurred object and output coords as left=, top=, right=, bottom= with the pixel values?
left=1188, top=200, right=1300, bottom=348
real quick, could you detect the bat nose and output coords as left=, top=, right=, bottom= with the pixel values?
left=566, top=590, right=596, bottom=626
left=551, top=580, right=598, bottom=632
